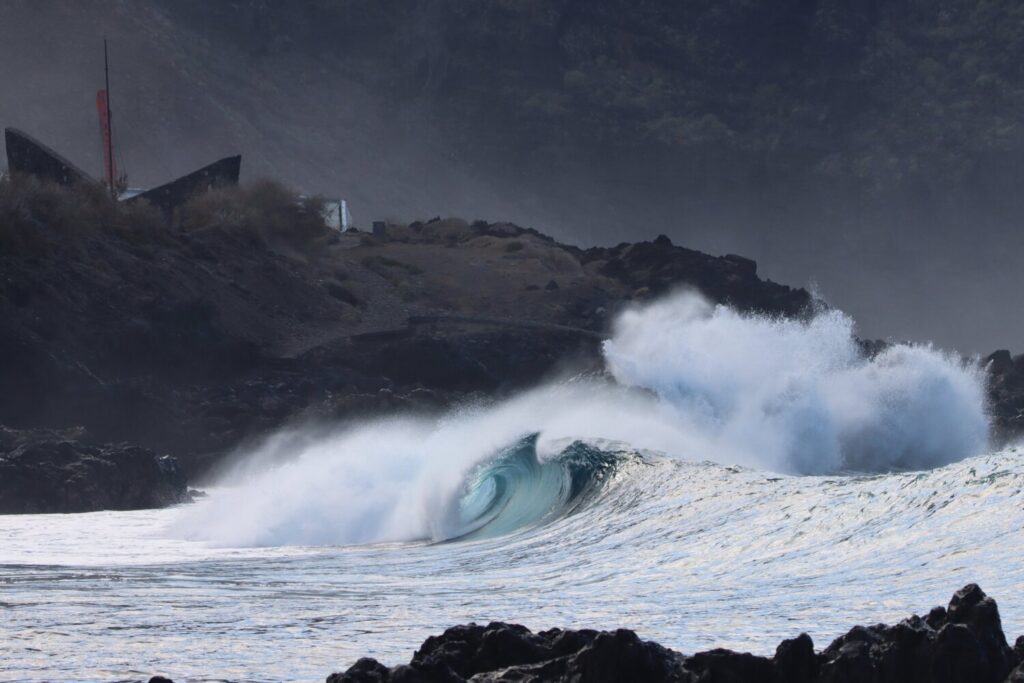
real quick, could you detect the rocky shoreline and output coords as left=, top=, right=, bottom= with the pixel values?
left=4, top=179, right=1024, bottom=512
left=0, top=178, right=814, bottom=498
left=0, top=426, right=189, bottom=513
left=135, top=585, right=1024, bottom=683
left=325, top=585, right=1024, bottom=679
left=334, top=584, right=1024, bottom=682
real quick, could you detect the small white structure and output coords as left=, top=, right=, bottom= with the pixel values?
left=118, top=187, right=147, bottom=200
left=319, top=198, right=353, bottom=231
left=341, top=200, right=353, bottom=230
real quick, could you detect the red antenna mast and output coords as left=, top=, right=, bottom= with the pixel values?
left=96, top=38, right=117, bottom=197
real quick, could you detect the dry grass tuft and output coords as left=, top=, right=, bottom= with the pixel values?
left=0, top=175, right=334, bottom=257
left=179, top=179, right=331, bottom=251
left=0, top=173, right=165, bottom=253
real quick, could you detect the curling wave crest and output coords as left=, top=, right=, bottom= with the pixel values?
left=175, top=292, right=990, bottom=547
left=446, top=435, right=622, bottom=541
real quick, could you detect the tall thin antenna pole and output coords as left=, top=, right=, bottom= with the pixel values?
left=104, top=38, right=115, bottom=197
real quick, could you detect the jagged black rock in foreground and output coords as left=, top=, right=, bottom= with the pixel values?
left=0, top=427, right=190, bottom=513
left=326, top=585, right=1024, bottom=683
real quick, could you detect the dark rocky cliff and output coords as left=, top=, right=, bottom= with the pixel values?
left=158, top=0, right=1024, bottom=198
left=0, top=427, right=189, bottom=513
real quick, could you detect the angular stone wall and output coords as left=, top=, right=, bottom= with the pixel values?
left=129, top=155, right=241, bottom=215
left=4, top=127, right=94, bottom=186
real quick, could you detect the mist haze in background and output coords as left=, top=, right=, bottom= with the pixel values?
left=1, top=0, right=1022, bottom=352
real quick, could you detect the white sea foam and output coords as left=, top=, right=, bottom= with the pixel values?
left=173, top=292, right=990, bottom=547
left=604, top=292, right=989, bottom=474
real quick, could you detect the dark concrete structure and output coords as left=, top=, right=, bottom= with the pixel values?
left=4, top=128, right=94, bottom=186
left=4, top=129, right=240, bottom=217
left=128, top=155, right=241, bottom=215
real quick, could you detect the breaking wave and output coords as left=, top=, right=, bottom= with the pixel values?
left=174, top=292, right=990, bottom=547
left=441, top=435, right=622, bottom=541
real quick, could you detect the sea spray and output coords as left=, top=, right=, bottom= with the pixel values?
left=172, top=386, right=689, bottom=546
left=174, top=292, right=990, bottom=546
left=603, top=293, right=989, bottom=473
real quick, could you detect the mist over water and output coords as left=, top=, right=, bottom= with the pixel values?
left=175, top=293, right=989, bottom=548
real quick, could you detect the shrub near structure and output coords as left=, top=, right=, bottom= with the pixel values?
left=0, top=173, right=163, bottom=251
left=179, top=179, right=333, bottom=252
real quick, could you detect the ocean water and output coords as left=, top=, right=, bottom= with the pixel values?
left=2, top=293, right=1019, bottom=682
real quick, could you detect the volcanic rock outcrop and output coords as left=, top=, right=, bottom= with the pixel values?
left=0, top=426, right=189, bottom=513
left=985, top=349, right=1024, bottom=441
left=326, top=584, right=1024, bottom=683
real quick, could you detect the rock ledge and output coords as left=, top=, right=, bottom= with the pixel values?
left=326, top=584, right=1024, bottom=683
left=0, top=427, right=190, bottom=514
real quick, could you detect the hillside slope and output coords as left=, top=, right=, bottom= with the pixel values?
left=1, top=1, right=1024, bottom=349
left=0, top=178, right=809, bottom=476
